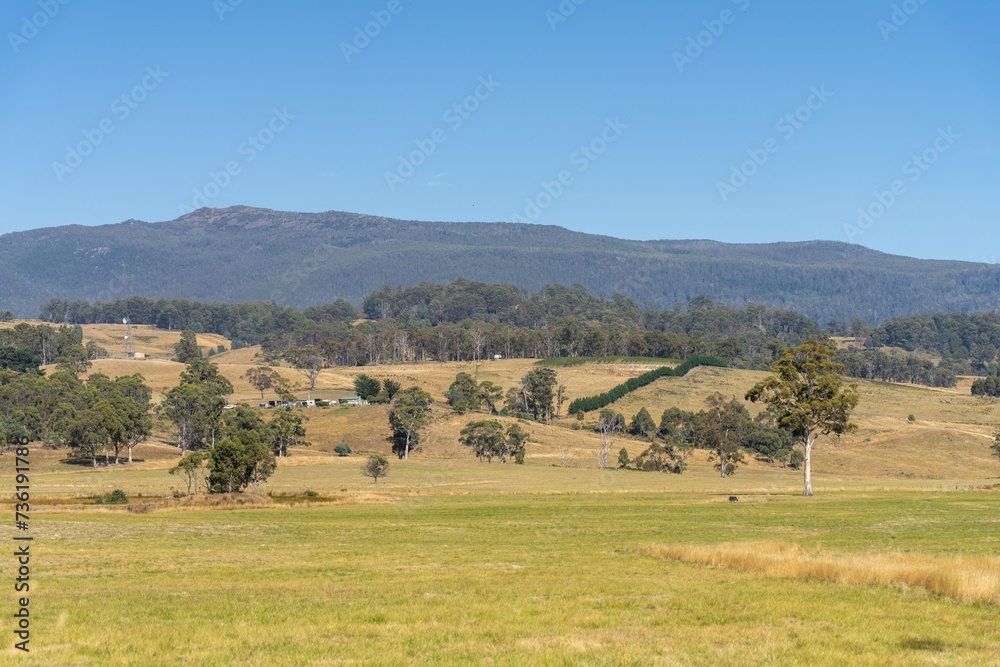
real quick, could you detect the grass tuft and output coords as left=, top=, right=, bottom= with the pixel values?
left=641, top=541, right=1000, bottom=604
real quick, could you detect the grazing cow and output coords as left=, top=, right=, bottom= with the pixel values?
left=728, top=496, right=739, bottom=503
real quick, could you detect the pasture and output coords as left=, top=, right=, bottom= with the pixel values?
left=4, top=325, right=1000, bottom=664
left=5, top=484, right=1000, bottom=666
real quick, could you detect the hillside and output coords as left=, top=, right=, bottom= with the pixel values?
left=2, top=206, right=999, bottom=323
left=47, top=323, right=998, bottom=487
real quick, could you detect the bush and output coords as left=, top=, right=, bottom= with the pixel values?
left=971, top=376, right=1000, bottom=397
left=361, top=454, right=390, bottom=483
left=334, top=443, right=352, bottom=457
left=618, top=448, right=631, bottom=469
left=789, top=450, right=805, bottom=470
left=96, top=489, right=129, bottom=505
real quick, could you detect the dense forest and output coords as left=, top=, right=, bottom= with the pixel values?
left=30, top=280, right=980, bottom=387
left=867, top=313, right=1000, bottom=375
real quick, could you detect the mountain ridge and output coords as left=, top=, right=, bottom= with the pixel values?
left=1, top=206, right=997, bottom=322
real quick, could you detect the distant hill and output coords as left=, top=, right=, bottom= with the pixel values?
left=2, top=205, right=998, bottom=323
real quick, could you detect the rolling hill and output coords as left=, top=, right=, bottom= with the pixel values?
left=2, top=205, right=999, bottom=323
left=31, top=324, right=999, bottom=485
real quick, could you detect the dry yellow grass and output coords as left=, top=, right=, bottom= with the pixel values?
left=17, top=318, right=999, bottom=482
left=641, top=542, right=1000, bottom=604
left=81, top=323, right=230, bottom=357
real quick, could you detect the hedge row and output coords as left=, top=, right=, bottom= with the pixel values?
left=567, top=355, right=728, bottom=415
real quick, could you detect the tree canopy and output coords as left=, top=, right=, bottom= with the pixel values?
left=746, top=340, right=859, bottom=496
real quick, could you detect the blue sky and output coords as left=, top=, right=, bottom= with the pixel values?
left=1, top=0, right=997, bottom=261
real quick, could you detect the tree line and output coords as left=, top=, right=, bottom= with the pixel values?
left=867, top=312, right=1000, bottom=375
left=834, top=348, right=956, bottom=388
left=31, top=281, right=976, bottom=387
left=37, top=283, right=824, bottom=370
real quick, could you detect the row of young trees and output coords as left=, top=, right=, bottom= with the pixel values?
left=567, top=355, right=728, bottom=414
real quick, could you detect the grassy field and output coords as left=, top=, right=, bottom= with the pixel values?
left=6, top=325, right=1000, bottom=664
left=5, top=487, right=1000, bottom=666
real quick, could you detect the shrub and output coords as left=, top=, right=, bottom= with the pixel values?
left=361, top=454, right=390, bottom=483
left=618, top=448, right=631, bottom=469
left=789, top=450, right=805, bottom=470
left=972, top=376, right=1000, bottom=397
left=334, top=443, right=352, bottom=457
left=96, top=489, right=129, bottom=505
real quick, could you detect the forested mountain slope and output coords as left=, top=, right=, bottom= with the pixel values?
left=2, top=206, right=997, bottom=322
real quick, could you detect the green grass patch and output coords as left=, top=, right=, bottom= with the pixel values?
left=13, top=490, right=1000, bottom=665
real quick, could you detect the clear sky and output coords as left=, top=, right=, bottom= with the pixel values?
left=1, top=0, right=997, bottom=262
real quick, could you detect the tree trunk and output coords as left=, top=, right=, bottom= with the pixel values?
left=803, top=434, right=815, bottom=497
left=404, top=431, right=411, bottom=460
left=128, top=446, right=133, bottom=464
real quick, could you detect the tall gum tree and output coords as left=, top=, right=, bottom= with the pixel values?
left=746, top=340, right=859, bottom=496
